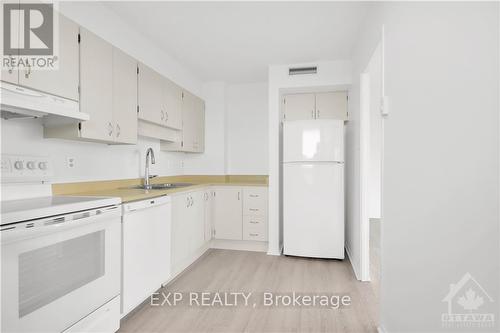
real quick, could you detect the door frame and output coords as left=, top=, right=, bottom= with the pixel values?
left=359, top=34, right=385, bottom=282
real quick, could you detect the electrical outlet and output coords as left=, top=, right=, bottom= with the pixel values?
left=66, top=157, right=76, bottom=168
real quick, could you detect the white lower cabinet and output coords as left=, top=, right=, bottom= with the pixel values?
left=171, top=190, right=205, bottom=275
left=212, top=187, right=243, bottom=240
left=121, top=197, right=171, bottom=317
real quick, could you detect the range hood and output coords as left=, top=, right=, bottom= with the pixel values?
left=1, top=82, right=89, bottom=126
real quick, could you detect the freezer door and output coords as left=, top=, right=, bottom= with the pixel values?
left=283, top=162, right=344, bottom=259
left=283, top=120, right=344, bottom=162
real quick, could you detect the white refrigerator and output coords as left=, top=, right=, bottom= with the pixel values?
left=283, top=119, right=345, bottom=259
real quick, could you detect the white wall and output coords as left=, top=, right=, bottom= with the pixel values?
left=226, top=82, right=268, bottom=174
left=268, top=60, right=352, bottom=255
left=352, top=2, right=499, bottom=332
left=367, top=44, right=382, bottom=219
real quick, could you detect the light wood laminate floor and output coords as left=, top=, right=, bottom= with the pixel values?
left=119, top=249, right=379, bottom=333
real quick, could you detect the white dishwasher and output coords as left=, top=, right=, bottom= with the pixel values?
left=121, top=196, right=171, bottom=317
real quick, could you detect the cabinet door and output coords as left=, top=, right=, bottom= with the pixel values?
left=193, top=97, right=205, bottom=152
left=181, top=91, right=197, bottom=152
left=315, top=91, right=348, bottom=120
left=213, top=188, right=243, bottom=240
left=204, top=190, right=213, bottom=241
left=112, top=47, right=137, bottom=144
left=283, top=93, right=315, bottom=121
left=171, top=194, right=190, bottom=271
left=1, top=0, right=19, bottom=84
left=79, top=28, right=113, bottom=141
left=18, top=14, right=79, bottom=101
left=189, top=191, right=205, bottom=253
left=163, top=79, right=182, bottom=130
left=137, top=63, right=163, bottom=126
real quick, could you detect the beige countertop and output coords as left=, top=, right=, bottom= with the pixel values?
left=52, top=175, right=268, bottom=203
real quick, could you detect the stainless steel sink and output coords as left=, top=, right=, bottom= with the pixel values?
left=129, top=183, right=194, bottom=190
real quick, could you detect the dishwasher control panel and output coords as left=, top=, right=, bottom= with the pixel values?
left=1, top=154, right=52, bottom=182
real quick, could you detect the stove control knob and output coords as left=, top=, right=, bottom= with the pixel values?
left=38, top=162, right=47, bottom=170
left=14, top=161, right=24, bottom=170
left=27, top=161, right=36, bottom=170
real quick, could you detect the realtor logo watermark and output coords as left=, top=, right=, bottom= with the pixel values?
left=442, top=273, right=495, bottom=329
left=2, top=2, right=59, bottom=70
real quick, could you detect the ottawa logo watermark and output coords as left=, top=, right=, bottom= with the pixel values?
left=2, top=1, right=59, bottom=71
left=441, top=272, right=495, bottom=329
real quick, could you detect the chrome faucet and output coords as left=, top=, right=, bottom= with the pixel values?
left=144, top=147, right=156, bottom=189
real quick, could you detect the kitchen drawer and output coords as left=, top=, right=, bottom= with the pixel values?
left=243, top=216, right=267, bottom=241
left=243, top=187, right=267, bottom=216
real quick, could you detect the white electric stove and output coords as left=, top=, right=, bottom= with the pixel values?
left=1, top=154, right=122, bottom=333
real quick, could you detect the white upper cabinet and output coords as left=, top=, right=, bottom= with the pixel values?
left=44, top=29, right=138, bottom=144
left=283, top=92, right=348, bottom=121
left=315, top=92, right=348, bottom=120
left=2, top=9, right=79, bottom=101
left=213, top=187, right=243, bottom=240
left=112, top=47, right=137, bottom=144
left=163, top=78, right=182, bottom=130
left=283, top=93, right=315, bottom=121
left=18, top=14, right=79, bottom=101
left=162, top=91, right=205, bottom=153
left=137, top=63, right=163, bottom=126
left=79, top=28, right=114, bottom=141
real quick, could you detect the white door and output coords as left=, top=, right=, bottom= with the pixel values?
left=283, top=163, right=344, bottom=259
left=18, top=14, right=79, bottom=101
left=315, top=92, right=348, bottom=120
left=283, top=120, right=344, bottom=162
left=112, top=47, right=137, bottom=144
left=122, top=199, right=170, bottom=316
left=213, top=188, right=242, bottom=240
left=163, top=79, right=182, bottom=130
left=204, top=190, right=213, bottom=241
left=283, top=94, right=315, bottom=121
left=1, top=0, right=19, bottom=84
left=79, top=28, right=113, bottom=141
left=137, top=63, right=163, bottom=126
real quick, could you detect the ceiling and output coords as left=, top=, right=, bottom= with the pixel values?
left=104, top=2, right=368, bottom=83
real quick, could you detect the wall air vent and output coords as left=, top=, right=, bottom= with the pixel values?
left=289, top=66, right=317, bottom=76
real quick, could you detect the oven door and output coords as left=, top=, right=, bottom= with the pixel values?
left=1, top=206, right=121, bottom=333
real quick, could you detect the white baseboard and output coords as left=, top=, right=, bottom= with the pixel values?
left=211, top=239, right=268, bottom=252
left=345, top=246, right=362, bottom=281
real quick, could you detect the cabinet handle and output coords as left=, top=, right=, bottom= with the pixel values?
left=165, top=111, right=169, bottom=122
left=249, top=194, right=259, bottom=198
left=250, top=233, right=259, bottom=237
left=238, top=192, right=240, bottom=200
left=250, top=221, right=259, bottom=224
left=186, top=196, right=190, bottom=207
left=107, top=122, right=113, bottom=136
left=317, top=109, right=320, bottom=118
left=249, top=208, right=259, bottom=212
left=116, top=124, right=121, bottom=137
left=204, top=192, right=208, bottom=201
left=160, top=110, right=165, bottom=120
left=191, top=196, right=194, bottom=206
left=311, top=109, right=314, bottom=118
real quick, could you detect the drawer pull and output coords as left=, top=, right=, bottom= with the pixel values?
left=249, top=194, right=259, bottom=198
left=249, top=208, right=259, bottom=211
left=250, top=221, right=259, bottom=224
left=249, top=233, right=259, bottom=236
